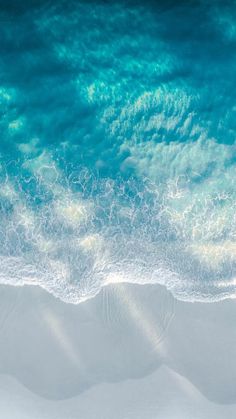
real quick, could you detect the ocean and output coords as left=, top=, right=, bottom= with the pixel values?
left=0, top=0, right=235, bottom=303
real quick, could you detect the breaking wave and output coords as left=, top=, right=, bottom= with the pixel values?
left=0, top=0, right=235, bottom=303
left=0, top=157, right=235, bottom=303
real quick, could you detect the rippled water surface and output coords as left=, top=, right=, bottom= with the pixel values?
left=0, top=0, right=236, bottom=302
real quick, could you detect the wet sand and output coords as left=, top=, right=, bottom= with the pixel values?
left=0, top=282, right=236, bottom=418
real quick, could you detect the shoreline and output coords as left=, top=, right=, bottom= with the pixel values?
left=0, top=282, right=236, bottom=418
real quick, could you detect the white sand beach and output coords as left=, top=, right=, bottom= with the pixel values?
left=0, top=283, right=236, bottom=418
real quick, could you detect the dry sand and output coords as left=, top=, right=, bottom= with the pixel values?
left=0, top=282, right=236, bottom=418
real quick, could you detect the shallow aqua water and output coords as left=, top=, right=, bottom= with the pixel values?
left=0, top=0, right=235, bottom=302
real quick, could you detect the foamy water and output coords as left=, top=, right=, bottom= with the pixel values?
left=0, top=0, right=235, bottom=303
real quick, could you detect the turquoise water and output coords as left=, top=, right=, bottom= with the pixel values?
left=0, top=0, right=235, bottom=302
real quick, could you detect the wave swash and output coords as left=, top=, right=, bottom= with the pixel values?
left=0, top=0, right=235, bottom=303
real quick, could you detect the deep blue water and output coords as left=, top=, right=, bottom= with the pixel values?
left=0, top=0, right=235, bottom=302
